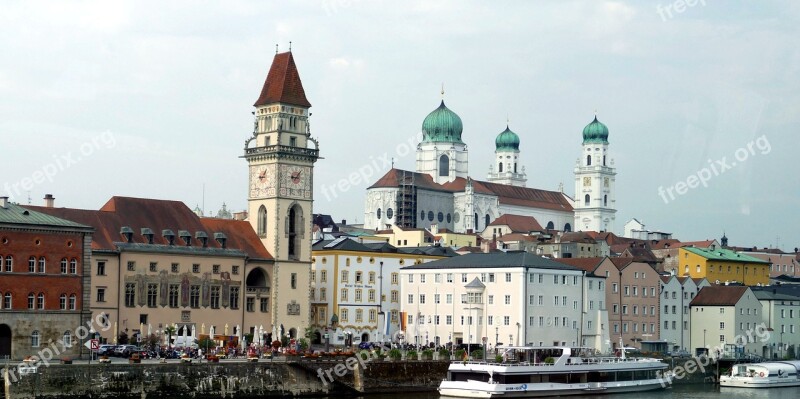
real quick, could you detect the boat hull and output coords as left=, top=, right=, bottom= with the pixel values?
left=719, top=376, right=800, bottom=388
left=439, top=378, right=670, bottom=398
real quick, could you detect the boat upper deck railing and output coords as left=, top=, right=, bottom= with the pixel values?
left=457, top=356, right=660, bottom=367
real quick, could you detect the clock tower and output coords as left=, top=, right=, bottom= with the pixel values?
left=244, top=51, right=319, bottom=339
left=573, top=116, right=616, bottom=232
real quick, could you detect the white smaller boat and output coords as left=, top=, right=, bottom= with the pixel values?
left=719, top=360, right=800, bottom=388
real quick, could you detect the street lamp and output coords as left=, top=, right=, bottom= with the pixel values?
left=495, top=327, right=499, bottom=355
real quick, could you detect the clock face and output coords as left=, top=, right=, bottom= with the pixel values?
left=250, top=165, right=274, bottom=198
left=583, top=177, right=591, bottom=187
left=280, top=165, right=311, bottom=198
left=604, top=177, right=610, bottom=187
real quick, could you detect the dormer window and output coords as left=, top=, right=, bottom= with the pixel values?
left=179, top=230, right=191, bottom=246
left=162, top=230, right=176, bottom=245
left=195, top=231, right=208, bottom=248
left=120, top=227, right=134, bottom=243
left=214, top=232, right=227, bottom=249
left=141, top=228, right=154, bottom=244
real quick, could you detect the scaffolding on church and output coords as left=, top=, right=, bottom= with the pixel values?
left=396, top=170, right=417, bottom=228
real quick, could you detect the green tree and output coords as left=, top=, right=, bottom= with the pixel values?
left=163, top=325, right=177, bottom=348
left=196, top=337, right=215, bottom=352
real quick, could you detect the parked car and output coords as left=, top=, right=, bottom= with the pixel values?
left=114, top=345, right=138, bottom=357
left=97, top=345, right=116, bottom=356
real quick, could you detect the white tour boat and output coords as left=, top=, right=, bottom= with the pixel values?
left=719, top=360, right=800, bottom=388
left=438, top=346, right=671, bottom=398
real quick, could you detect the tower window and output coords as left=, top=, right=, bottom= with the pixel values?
left=439, top=155, right=450, bottom=177
left=587, top=155, right=592, bottom=166
left=585, top=194, right=590, bottom=206
left=485, top=214, right=490, bottom=228
left=604, top=194, right=608, bottom=206
left=257, top=206, right=267, bottom=237
left=377, top=208, right=382, bottom=219
left=290, top=136, right=297, bottom=147
left=498, top=162, right=503, bottom=173
left=287, top=204, right=303, bottom=259
left=514, top=163, right=517, bottom=173
left=474, top=213, right=479, bottom=230
left=603, top=155, right=606, bottom=166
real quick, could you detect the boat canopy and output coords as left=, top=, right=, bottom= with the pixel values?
left=733, top=362, right=798, bottom=377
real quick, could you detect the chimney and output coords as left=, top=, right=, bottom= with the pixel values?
left=341, top=219, right=347, bottom=225
left=43, top=194, right=55, bottom=208
left=0, top=196, right=7, bottom=208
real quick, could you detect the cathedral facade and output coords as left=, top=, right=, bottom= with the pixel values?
left=364, top=100, right=617, bottom=235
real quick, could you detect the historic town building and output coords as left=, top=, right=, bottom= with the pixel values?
left=0, top=196, right=93, bottom=359
left=29, top=196, right=273, bottom=346
left=309, top=237, right=456, bottom=347
left=244, top=50, right=320, bottom=340
left=400, top=251, right=610, bottom=352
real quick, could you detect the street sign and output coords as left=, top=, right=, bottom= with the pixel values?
left=84, top=339, right=99, bottom=350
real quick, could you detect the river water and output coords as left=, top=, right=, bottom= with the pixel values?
left=350, top=384, right=799, bottom=399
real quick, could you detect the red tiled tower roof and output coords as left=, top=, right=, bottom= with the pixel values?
left=254, top=51, right=311, bottom=108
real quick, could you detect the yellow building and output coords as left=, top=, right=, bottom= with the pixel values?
left=679, top=246, right=770, bottom=286
left=375, top=224, right=479, bottom=248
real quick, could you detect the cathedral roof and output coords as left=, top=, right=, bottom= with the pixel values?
left=488, top=214, right=543, bottom=233
left=254, top=51, right=311, bottom=108
left=369, top=169, right=574, bottom=212
left=26, top=197, right=272, bottom=260
left=421, top=100, right=464, bottom=143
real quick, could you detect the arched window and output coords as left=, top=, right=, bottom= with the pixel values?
left=3, top=292, right=10, bottom=309
left=5, top=255, right=12, bottom=272
left=257, top=205, right=267, bottom=237
left=584, top=194, right=590, bottom=206
left=38, top=256, right=45, bottom=273
left=377, top=208, right=382, bottom=219
left=386, top=208, right=393, bottom=219
left=439, top=155, right=450, bottom=177
left=587, top=155, right=592, bottom=166
left=27, top=293, right=35, bottom=309
left=31, top=330, right=40, bottom=348
left=60, top=258, right=68, bottom=274
left=28, top=256, right=35, bottom=273
left=60, top=294, right=67, bottom=310
left=69, top=294, right=76, bottom=310
left=604, top=195, right=608, bottom=206
left=546, top=221, right=555, bottom=230
left=70, top=258, right=77, bottom=274
left=564, top=223, right=572, bottom=232
left=603, top=155, right=606, bottom=166
left=474, top=213, right=479, bottom=230
left=514, top=163, right=517, bottom=173
left=498, top=162, right=503, bottom=172
left=485, top=214, right=490, bottom=228
left=37, top=293, right=45, bottom=310
left=63, top=331, right=73, bottom=347
left=287, top=204, right=303, bottom=259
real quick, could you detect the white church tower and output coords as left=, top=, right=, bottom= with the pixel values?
left=573, top=116, right=616, bottom=232
left=487, top=125, right=527, bottom=187
left=415, top=98, right=469, bottom=184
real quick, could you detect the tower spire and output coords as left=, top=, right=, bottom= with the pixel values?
left=275, top=43, right=278, bottom=54
left=441, top=83, right=444, bottom=99
left=289, top=41, right=292, bottom=51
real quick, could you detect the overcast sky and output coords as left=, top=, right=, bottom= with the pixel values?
left=1, top=1, right=798, bottom=250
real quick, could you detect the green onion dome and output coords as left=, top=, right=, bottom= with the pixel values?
left=422, top=100, right=464, bottom=143
left=495, top=126, right=520, bottom=151
left=582, top=116, right=609, bottom=144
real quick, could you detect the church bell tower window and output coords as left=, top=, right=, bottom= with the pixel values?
left=439, top=155, right=450, bottom=177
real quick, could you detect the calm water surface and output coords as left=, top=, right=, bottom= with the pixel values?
left=346, top=384, right=799, bottom=399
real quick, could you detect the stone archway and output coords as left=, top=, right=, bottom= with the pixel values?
left=361, top=333, right=370, bottom=343
left=0, top=324, right=11, bottom=358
